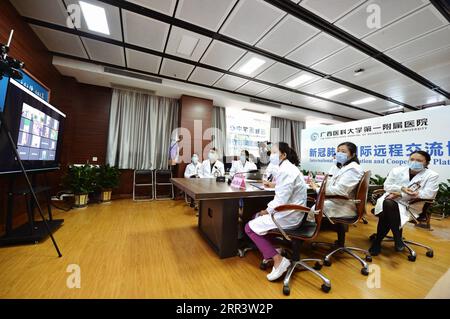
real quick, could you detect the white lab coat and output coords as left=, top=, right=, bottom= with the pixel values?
left=264, top=163, right=280, bottom=182
left=374, top=166, right=439, bottom=228
left=229, top=160, right=257, bottom=177
left=200, top=159, right=225, bottom=178
left=315, top=161, right=364, bottom=219
left=249, top=160, right=307, bottom=235
left=184, top=162, right=202, bottom=178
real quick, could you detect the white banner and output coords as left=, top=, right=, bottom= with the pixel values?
left=301, top=106, right=450, bottom=182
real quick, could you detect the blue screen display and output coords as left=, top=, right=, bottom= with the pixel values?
left=0, top=77, right=8, bottom=112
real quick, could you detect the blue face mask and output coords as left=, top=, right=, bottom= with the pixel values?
left=240, top=155, right=246, bottom=163
left=270, top=153, right=280, bottom=166
left=335, top=152, right=348, bottom=165
left=409, top=161, right=424, bottom=171
left=192, top=156, right=198, bottom=164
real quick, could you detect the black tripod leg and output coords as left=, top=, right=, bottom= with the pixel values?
left=0, top=112, right=62, bottom=257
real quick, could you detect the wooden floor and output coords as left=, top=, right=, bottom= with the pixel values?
left=0, top=199, right=449, bottom=299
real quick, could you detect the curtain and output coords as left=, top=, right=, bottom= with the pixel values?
left=291, top=119, right=305, bottom=157
left=270, top=116, right=292, bottom=146
left=211, top=106, right=226, bottom=157
left=106, top=88, right=179, bottom=170
left=270, top=116, right=305, bottom=156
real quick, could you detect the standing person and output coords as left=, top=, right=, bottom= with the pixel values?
left=168, top=135, right=183, bottom=177
left=369, top=150, right=439, bottom=255
left=245, top=142, right=307, bottom=281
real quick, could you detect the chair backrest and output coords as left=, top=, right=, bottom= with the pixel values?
left=355, top=171, right=371, bottom=220
left=310, top=176, right=328, bottom=238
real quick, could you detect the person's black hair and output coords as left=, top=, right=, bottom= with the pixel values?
left=278, top=142, right=300, bottom=166
left=241, top=150, right=250, bottom=161
left=410, top=150, right=431, bottom=165
left=337, top=141, right=360, bottom=167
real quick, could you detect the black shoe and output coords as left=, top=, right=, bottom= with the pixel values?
left=369, top=243, right=381, bottom=256
left=395, top=240, right=405, bottom=252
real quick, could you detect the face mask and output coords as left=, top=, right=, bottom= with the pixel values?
left=240, top=155, right=246, bottom=163
left=409, top=161, right=424, bottom=171
left=335, top=152, right=348, bottom=165
left=192, top=156, right=198, bottom=164
left=270, top=153, right=280, bottom=166
left=208, top=152, right=217, bottom=162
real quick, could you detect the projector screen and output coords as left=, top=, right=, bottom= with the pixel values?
left=0, top=79, right=65, bottom=174
left=226, top=108, right=271, bottom=157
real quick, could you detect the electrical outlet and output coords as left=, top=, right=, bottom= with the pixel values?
left=92, top=157, right=98, bottom=162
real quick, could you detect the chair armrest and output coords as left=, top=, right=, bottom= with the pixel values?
left=408, top=198, right=434, bottom=205
left=372, top=189, right=385, bottom=195
left=325, top=195, right=361, bottom=204
left=273, top=204, right=311, bottom=213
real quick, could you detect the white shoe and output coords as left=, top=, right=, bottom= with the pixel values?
left=266, top=257, right=291, bottom=281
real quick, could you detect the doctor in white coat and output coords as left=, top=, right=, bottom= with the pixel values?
left=184, top=153, right=202, bottom=178
left=369, top=150, right=439, bottom=255
left=229, top=150, right=257, bottom=178
left=245, top=142, right=307, bottom=281
left=309, top=142, right=364, bottom=219
left=200, top=147, right=225, bottom=178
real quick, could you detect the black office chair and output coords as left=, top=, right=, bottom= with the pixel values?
left=369, top=190, right=434, bottom=262
left=262, top=177, right=331, bottom=295
left=312, top=171, right=373, bottom=276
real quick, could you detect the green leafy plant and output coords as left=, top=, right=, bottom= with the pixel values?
left=64, top=164, right=96, bottom=195
left=431, top=179, right=450, bottom=216
left=95, top=164, right=121, bottom=190
left=370, top=174, right=387, bottom=185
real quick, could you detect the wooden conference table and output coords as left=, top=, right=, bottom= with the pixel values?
left=171, top=178, right=275, bottom=258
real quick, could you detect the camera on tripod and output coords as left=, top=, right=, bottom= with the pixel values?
left=0, top=30, right=25, bottom=80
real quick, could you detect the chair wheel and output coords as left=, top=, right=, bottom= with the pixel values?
left=324, top=259, right=332, bottom=266
left=283, top=285, right=290, bottom=296
left=313, top=262, right=322, bottom=270
left=365, top=255, right=372, bottom=262
left=260, top=261, right=268, bottom=270
left=426, top=251, right=434, bottom=258
left=408, top=255, right=416, bottom=262
left=361, top=268, right=369, bottom=276
left=321, top=284, right=331, bottom=293
left=369, top=234, right=376, bottom=241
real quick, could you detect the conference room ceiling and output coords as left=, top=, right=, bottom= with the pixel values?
left=10, top=0, right=450, bottom=121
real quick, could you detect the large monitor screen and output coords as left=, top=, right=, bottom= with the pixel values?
left=0, top=79, right=65, bottom=174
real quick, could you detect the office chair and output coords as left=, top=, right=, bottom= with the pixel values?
left=262, top=177, right=331, bottom=296
left=369, top=190, right=434, bottom=262
left=312, top=171, right=372, bottom=276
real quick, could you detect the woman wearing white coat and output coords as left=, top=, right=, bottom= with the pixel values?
left=245, top=142, right=307, bottom=281
left=184, top=153, right=202, bottom=178
left=229, top=150, right=257, bottom=178
left=369, top=150, right=439, bottom=255
left=309, top=142, right=364, bottom=219
left=200, top=148, right=225, bottom=178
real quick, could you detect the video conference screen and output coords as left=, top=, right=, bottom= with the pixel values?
left=0, top=78, right=65, bottom=174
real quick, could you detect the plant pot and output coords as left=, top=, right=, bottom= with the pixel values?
left=74, top=193, right=89, bottom=208
left=100, top=189, right=112, bottom=202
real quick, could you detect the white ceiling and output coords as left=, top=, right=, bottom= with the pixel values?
left=9, top=0, right=450, bottom=122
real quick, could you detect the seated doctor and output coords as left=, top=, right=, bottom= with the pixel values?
left=229, top=150, right=257, bottom=178
left=309, top=142, right=364, bottom=219
left=369, top=150, right=439, bottom=255
left=245, top=142, right=307, bottom=281
left=184, top=153, right=202, bottom=178
left=200, top=147, right=225, bottom=178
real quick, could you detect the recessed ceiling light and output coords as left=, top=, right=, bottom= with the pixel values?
left=79, top=1, right=110, bottom=35
left=351, top=97, right=376, bottom=105
left=176, top=35, right=199, bottom=56
left=285, top=74, right=313, bottom=88
left=318, top=87, right=348, bottom=98
left=238, top=57, right=266, bottom=75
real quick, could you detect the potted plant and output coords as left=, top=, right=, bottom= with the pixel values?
left=95, top=164, right=121, bottom=202
left=65, top=164, right=95, bottom=208
left=431, top=179, right=450, bottom=218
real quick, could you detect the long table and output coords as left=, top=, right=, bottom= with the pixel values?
left=171, top=178, right=275, bottom=258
